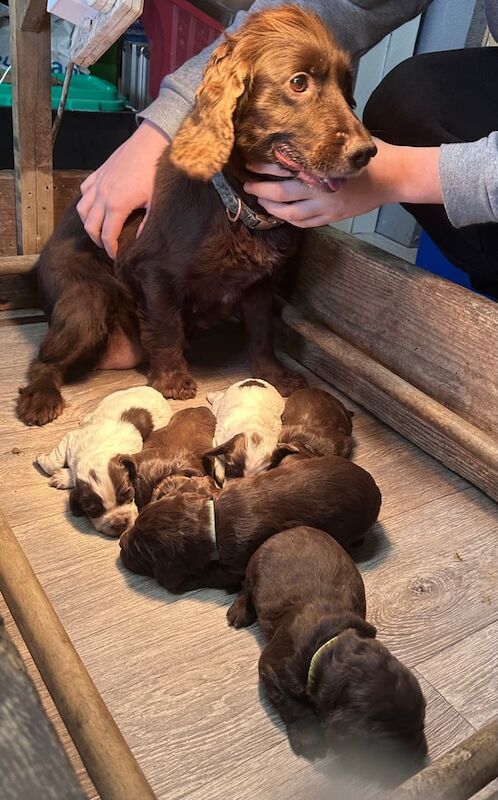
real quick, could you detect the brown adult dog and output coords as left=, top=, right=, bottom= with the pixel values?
left=226, top=527, right=427, bottom=772
left=279, top=388, right=354, bottom=461
left=122, top=407, right=216, bottom=508
left=119, top=455, right=381, bottom=593
left=16, top=5, right=376, bottom=426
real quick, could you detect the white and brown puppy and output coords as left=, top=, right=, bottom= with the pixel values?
left=36, top=386, right=172, bottom=537
left=280, top=388, right=354, bottom=461
left=203, top=379, right=291, bottom=482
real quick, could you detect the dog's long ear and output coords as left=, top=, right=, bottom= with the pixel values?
left=206, top=389, right=225, bottom=415
left=269, top=442, right=301, bottom=469
left=202, top=434, right=240, bottom=478
left=118, top=455, right=137, bottom=482
left=170, top=38, right=248, bottom=181
left=69, top=484, right=84, bottom=517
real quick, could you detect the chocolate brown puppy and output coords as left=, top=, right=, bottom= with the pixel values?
left=121, top=407, right=216, bottom=508
left=227, top=527, right=427, bottom=772
left=17, top=6, right=375, bottom=427
left=279, top=388, right=354, bottom=461
left=119, top=455, right=381, bottom=593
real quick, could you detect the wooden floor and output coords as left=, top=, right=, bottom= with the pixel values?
left=1, top=312, right=497, bottom=800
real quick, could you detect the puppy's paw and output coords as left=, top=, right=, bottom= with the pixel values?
left=36, top=453, right=54, bottom=475
left=227, top=594, right=256, bottom=628
left=48, top=469, right=74, bottom=489
left=252, top=364, right=308, bottom=397
left=150, top=370, right=197, bottom=400
left=17, top=385, right=65, bottom=426
left=288, top=723, right=327, bottom=761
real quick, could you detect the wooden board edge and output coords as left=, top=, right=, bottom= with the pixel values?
left=280, top=303, right=498, bottom=502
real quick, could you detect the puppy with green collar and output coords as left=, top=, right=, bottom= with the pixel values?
left=227, top=527, right=427, bottom=774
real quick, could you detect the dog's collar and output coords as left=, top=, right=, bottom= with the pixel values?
left=307, top=635, right=339, bottom=689
left=212, top=172, right=285, bottom=231
left=206, top=499, right=218, bottom=560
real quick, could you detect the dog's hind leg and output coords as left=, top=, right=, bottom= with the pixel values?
left=49, top=469, right=74, bottom=489
left=36, top=432, right=71, bottom=474
left=227, top=589, right=257, bottom=628
left=17, top=284, right=111, bottom=426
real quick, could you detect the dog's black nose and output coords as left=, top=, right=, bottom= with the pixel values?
left=111, top=520, right=128, bottom=536
left=348, top=143, right=377, bottom=170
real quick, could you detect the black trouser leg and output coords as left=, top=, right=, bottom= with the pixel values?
left=363, top=48, right=498, bottom=298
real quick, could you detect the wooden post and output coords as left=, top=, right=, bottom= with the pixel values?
left=391, top=719, right=498, bottom=800
left=21, top=0, right=50, bottom=32
left=0, top=508, right=158, bottom=800
left=9, top=0, right=54, bottom=254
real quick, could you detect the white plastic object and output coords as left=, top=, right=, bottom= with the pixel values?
left=47, top=0, right=98, bottom=30
left=70, top=0, right=144, bottom=68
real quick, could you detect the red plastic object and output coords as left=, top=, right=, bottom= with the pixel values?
left=141, top=0, right=223, bottom=98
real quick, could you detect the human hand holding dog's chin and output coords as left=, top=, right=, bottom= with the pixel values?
left=77, top=120, right=170, bottom=259
left=245, top=139, right=443, bottom=228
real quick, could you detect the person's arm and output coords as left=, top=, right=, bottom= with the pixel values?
left=76, top=119, right=170, bottom=258
left=243, top=138, right=442, bottom=227
left=440, top=134, right=498, bottom=227
left=78, top=0, right=431, bottom=257
left=245, top=135, right=498, bottom=230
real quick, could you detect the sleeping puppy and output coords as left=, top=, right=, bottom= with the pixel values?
left=119, top=455, right=381, bottom=592
left=203, top=379, right=291, bottom=483
left=122, top=407, right=216, bottom=508
left=36, top=386, right=172, bottom=537
left=226, top=527, right=427, bottom=775
left=280, top=388, right=354, bottom=460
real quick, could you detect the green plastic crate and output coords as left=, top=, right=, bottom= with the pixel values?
left=0, top=72, right=128, bottom=112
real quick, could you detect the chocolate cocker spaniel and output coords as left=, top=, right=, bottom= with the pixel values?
left=17, top=6, right=376, bottom=426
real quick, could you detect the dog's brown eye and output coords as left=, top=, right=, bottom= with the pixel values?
left=289, top=74, right=309, bottom=93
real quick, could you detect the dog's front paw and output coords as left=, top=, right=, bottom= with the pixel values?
left=227, top=593, right=256, bottom=628
left=17, top=385, right=65, bottom=426
left=252, top=364, right=308, bottom=397
left=150, top=370, right=198, bottom=400
left=288, top=722, right=327, bottom=761
left=48, top=469, right=74, bottom=490
left=36, top=453, right=54, bottom=475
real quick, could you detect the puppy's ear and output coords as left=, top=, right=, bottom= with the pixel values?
left=206, top=390, right=225, bottom=415
left=170, top=37, right=249, bottom=181
left=118, top=455, right=137, bottom=481
left=202, top=434, right=240, bottom=478
left=352, top=619, right=377, bottom=639
left=69, top=483, right=84, bottom=517
left=269, top=442, right=301, bottom=469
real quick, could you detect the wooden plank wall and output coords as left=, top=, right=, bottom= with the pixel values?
left=0, top=171, right=86, bottom=256
left=290, top=227, right=498, bottom=436
left=281, top=227, right=498, bottom=501
left=9, top=0, right=53, bottom=254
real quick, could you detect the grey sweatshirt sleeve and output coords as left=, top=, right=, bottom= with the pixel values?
left=139, top=0, right=431, bottom=139
left=440, top=135, right=498, bottom=227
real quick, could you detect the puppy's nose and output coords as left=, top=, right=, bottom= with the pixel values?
left=348, top=142, right=377, bottom=170
left=110, top=520, right=128, bottom=536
